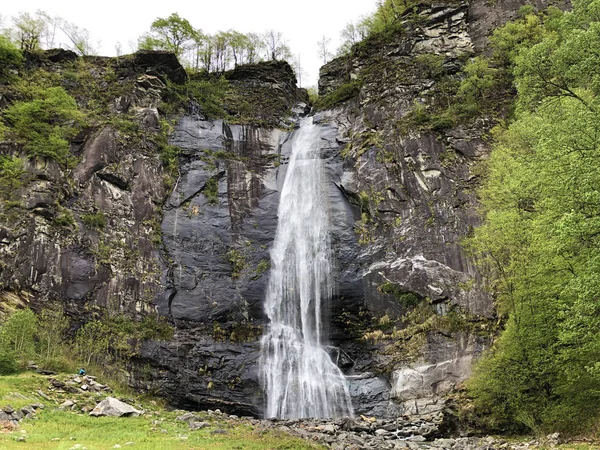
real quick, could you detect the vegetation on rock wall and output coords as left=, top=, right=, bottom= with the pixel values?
left=466, top=0, right=600, bottom=434
left=0, top=306, right=173, bottom=387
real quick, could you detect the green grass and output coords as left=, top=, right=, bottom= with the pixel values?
left=0, top=411, right=324, bottom=449
left=0, top=373, right=47, bottom=410
left=0, top=373, right=324, bottom=449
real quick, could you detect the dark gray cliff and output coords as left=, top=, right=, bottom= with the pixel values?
left=0, top=51, right=186, bottom=318
left=314, top=0, right=567, bottom=416
left=131, top=64, right=309, bottom=415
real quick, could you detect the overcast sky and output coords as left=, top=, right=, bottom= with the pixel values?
left=2, top=1, right=378, bottom=87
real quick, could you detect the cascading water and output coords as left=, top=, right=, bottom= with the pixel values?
left=260, top=117, right=354, bottom=419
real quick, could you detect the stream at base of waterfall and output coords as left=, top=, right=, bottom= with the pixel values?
left=260, top=117, right=354, bottom=419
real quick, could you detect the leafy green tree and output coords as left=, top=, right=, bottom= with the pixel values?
left=0, top=309, right=37, bottom=362
left=11, top=11, right=46, bottom=51
left=467, top=0, right=600, bottom=433
left=0, top=155, right=26, bottom=199
left=75, top=320, right=110, bottom=366
left=245, top=32, right=264, bottom=64
left=457, top=57, right=500, bottom=109
left=138, top=13, right=199, bottom=58
left=37, top=307, right=70, bottom=362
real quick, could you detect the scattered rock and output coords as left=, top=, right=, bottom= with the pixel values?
left=37, top=390, right=51, bottom=401
left=190, top=421, right=210, bottom=430
left=210, top=429, right=228, bottom=435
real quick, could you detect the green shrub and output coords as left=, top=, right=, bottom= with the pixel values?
left=226, top=249, right=246, bottom=279
left=4, top=86, right=84, bottom=165
left=0, top=36, right=23, bottom=83
left=0, top=155, right=26, bottom=200
left=161, top=75, right=229, bottom=118
left=0, top=350, right=19, bottom=375
left=316, top=79, right=362, bottom=110
left=203, top=176, right=219, bottom=204
left=53, top=207, right=76, bottom=228
left=81, top=211, right=107, bottom=229
left=378, top=282, right=421, bottom=308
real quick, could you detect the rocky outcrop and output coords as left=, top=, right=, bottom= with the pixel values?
left=314, top=0, right=572, bottom=416
left=0, top=58, right=170, bottom=317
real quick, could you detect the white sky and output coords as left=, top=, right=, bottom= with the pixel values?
left=2, top=1, right=378, bottom=87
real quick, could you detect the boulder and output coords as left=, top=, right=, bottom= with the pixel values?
left=89, top=397, right=142, bottom=417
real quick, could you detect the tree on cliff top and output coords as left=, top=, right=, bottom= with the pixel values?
left=262, top=29, right=291, bottom=61
left=138, top=13, right=200, bottom=58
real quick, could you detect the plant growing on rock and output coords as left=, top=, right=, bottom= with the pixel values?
left=0, top=36, right=23, bottom=82
left=4, top=86, right=84, bottom=167
left=81, top=210, right=107, bottom=230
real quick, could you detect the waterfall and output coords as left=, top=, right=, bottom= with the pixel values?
left=260, top=117, right=354, bottom=419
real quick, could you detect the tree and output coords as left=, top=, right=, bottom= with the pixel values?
left=245, top=32, right=264, bottom=64
left=466, top=2, right=600, bottom=433
left=262, top=30, right=291, bottom=61
left=138, top=13, right=199, bottom=58
left=292, top=54, right=304, bottom=87
left=55, top=17, right=97, bottom=56
left=316, top=35, right=332, bottom=64
left=11, top=11, right=46, bottom=51
left=0, top=309, right=37, bottom=361
left=337, top=21, right=366, bottom=55
left=212, top=31, right=232, bottom=72
left=37, top=307, right=70, bottom=363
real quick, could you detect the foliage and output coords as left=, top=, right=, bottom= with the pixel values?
left=0, top=155, right=26, bottom=200
left=0, top=35, right=23, bottom=83
left=11, top=11, right=46, bottom=51
left=203, top=176, right=219, bottom=204
left=75, top=314, right=174, bottom=368
left=138, top=13, right=200, bottom=58
left=4, top=85, right=84, bottom=166
left=226, top=249, right=246, bottom=279
left=81, top=210, right=107, bottom=230
left=377, top=282, right=421, bottom=308
left=466, top=1, right=600, bottom=434
left=315, top=79, right=362, bottom=110
left=53, top=206, right=76, bottom=228
left=0, top=309, right=37, bottom=364
left=36, top=306, right=70, bottom=365
left=161, top=75, right=229, bottom=119
left=138, top=14, right=291, bottom=73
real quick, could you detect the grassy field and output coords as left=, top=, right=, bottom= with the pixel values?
left=0, top=373, right=324, bottom=450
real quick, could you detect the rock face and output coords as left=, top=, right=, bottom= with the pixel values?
left=312, top=0, right=563, bottom=417
left=0, top=1, right=573, bottom=421
left=0, top=52, right=177, bottom=318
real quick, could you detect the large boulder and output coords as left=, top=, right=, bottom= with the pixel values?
left=89, top=397, right=142, bottom=417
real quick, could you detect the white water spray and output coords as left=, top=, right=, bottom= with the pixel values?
left=260, top=117, right=354, bottom=419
